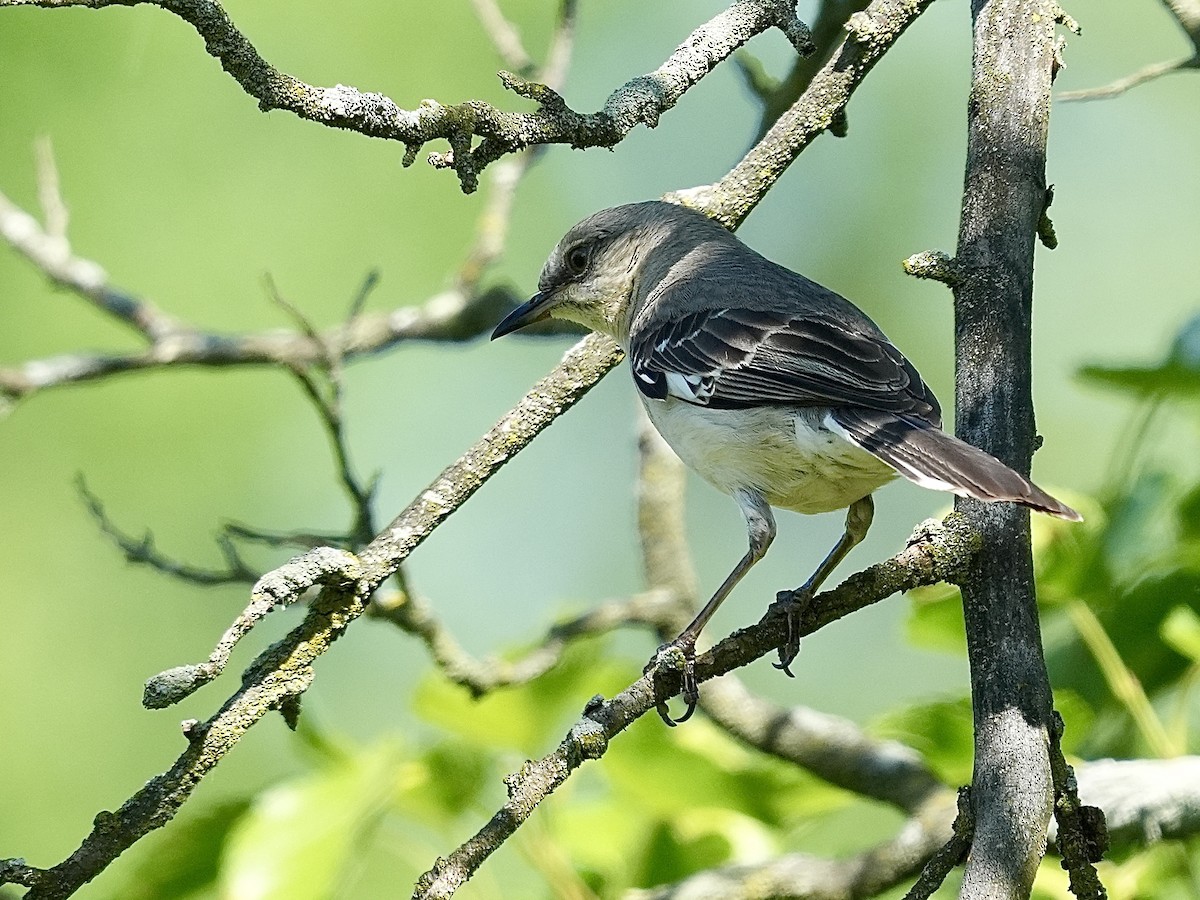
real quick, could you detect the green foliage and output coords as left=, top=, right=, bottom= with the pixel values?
left=3, top=3, right=1199, bottom=897
left=412, top=640, right=635, bottom=756
left=104, top=799, right=251, bottom=900
left=1079, top=314, right=1200, bottom=399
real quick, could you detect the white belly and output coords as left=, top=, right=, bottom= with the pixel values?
left=643, top=398, right=896, bottom=514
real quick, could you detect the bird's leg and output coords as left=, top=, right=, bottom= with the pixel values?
left=648, top=489, right=775, bottom=726
left=774, top=494, right=874, bottom=675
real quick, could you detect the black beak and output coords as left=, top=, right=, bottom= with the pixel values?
left=491, top=291, right=554, bottom=340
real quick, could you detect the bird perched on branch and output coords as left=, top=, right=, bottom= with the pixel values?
left=492, top=200, right=1079, bottom=723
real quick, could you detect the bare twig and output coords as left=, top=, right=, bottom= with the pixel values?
left=0, top=1, right=946, bottom=894
left=372, top=586, right=679, bottom=699
left=735, top=0, right=871, bottom=138
left=1048, top=713, right=1109, bottom=900
left=34, top=136, right=69, bottom=240
left=1059, top=0, right=1200, bottom=101
left=0, top=185, right=181, bottom=342
left=903, top=789, right=974, bottom=900
left=1058, top=56, right=1199, bottom=101
left=0, top=185, right=519, bottom=401
left=0, top=333, right=622, bottom=899
left=0, top=4, right=575, bottom=407
left=77, top=475, right=259, bottom=586
left=471, top=0, right=534, bottom=75
left=0, top=0, right=811, bottom=192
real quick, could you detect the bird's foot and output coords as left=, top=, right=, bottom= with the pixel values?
left=771, top=586, right=814, bottom=676
left=644, top=637, right=699, bottom=726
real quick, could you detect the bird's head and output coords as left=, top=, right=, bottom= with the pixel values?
left=491, top=201, right=722, bottom=344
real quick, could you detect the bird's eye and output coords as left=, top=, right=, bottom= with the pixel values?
left=565, top=245, right=590, bottom=276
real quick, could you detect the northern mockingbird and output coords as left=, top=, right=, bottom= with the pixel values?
left=492, top=200, right=1079, bottom=722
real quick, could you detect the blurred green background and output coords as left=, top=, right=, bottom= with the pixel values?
left=2, top=1, right=1199, bottom=897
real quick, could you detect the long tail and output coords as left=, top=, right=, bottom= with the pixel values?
left=827, top=408, right=1082, bottom=522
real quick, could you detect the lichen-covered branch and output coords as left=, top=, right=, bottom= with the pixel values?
left=1047, top=713, right=1108, bottom=900
left=0, top=0, right=811, bottom=192
left=951, top=1, right=1064, bottom=895
left=672, top=0, right=937, bottom=229
left=735, top=0, right=871, bottom=139
left=0, top=332, right=621, bottom=899
left=412, top=514, right=979, bottom=900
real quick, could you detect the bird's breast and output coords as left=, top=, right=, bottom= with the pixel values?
left=642, top=399, right=896, bottom=514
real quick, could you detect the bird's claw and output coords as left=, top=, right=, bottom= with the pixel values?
left=645, top=639, right=699, bottom=726
left=772, top=587, right=813, bottom=675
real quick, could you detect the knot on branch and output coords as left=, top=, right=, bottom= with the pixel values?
left=498, top=70, right=568, bottom=113
left=144, top=663, right=218, bottom=709
left=1039, top=184, right=1059, bottom=250
left=606, top=75, right=672, bottom=130
left=569, top=718, right=608, bottom=761
left=903, top=250, right=964, bottom=287
left=905, top=514, right=980, bottom=586
left=779, top=14, right=816, bottom=56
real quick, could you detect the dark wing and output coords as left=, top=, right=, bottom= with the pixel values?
left=630, top=307, right=941, bottom=424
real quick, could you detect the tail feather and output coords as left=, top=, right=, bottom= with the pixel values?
left=828, top=408, right=1081, bottom=522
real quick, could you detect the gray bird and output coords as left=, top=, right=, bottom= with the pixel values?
left=492, top=200, right=1079, bottom=722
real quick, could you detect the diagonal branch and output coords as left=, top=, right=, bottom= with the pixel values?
left=413, top=515, right=979, bottom=900
left=735, top=0, right=871, bottom=139
left=0, top=332, right=623, bottom=899
left=673, top=0, right=937, bottom=229
left=1059, top=0, right=1200, bottom=101
left=0, top=0, right=811, bottom=192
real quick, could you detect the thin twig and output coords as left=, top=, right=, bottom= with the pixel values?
left=1059, top=0, right=1200, bottom=101
left=471, top=0, right=534, bottom=75
left=77, top=475, right=259, bottom=586
left=1048, top=713, right=1110, bottom=900
left=669, top=0, right=938, bottom=229
left=1059, top=56, right=1199, bottom=102
left=902, top=788, right=975, bottom=900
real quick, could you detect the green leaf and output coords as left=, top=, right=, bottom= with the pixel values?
left=873, top=697, right=973, bottom=785
left=104, top=798, right=251, bottom=900
left=1079, top=313, right=1200, bottom=398
left=400, top=740, right=492, bottom=821
left=1161, top=605, right=1200, bottom=663
left=905, top=582, right=965, bottom=654
left=1101, top=472, right=1179, bottom=586
left=219, top=743, right=399, bottom=900
left=412, top=638, right=633, bottom=754
left=632, top=819, right=734, bottom=889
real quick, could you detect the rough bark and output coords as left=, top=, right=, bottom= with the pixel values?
left=953, top=0, right=1060, bottom=895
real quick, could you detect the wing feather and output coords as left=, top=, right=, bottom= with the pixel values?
left=630, top=307, right=940, bottom=425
